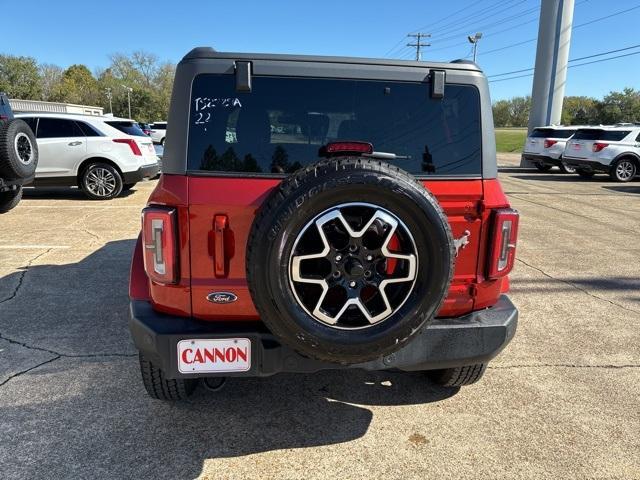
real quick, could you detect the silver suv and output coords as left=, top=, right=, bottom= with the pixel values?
left=522, top=126, right=583, bottom=174
left=563, top=125, right=640, bottom=182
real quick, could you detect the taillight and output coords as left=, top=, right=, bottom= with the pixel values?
left=592, top=142, right=608, bottom=152
left=543, top=139, right=557, bottom=148
left=321, top=141, right=374, bottom=156
left=113, top=138, right=142, bottom=156
left=142, top=207, right=178, bottom=284
left=487, top=208, right=519, bottom=279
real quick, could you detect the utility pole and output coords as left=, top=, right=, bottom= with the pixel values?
left=121, top=84, right=133, bottom=119
left=407, top=33, right=431, bottom=61
left=467, top=32, right=483, bottom=62
left=105, top=88, right=113, bottom=114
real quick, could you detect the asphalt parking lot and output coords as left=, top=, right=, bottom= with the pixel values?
left=1, top=155, right=639, bottom=480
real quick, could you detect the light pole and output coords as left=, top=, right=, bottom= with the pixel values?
left=105, top=88, right=113, bottom=114
left=467, top=32, right=483, bottom=62
left=121, top=84, right=133, bottom=119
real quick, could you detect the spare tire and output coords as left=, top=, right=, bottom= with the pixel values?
left=0, top=119, right=38, bottom=180
left=247, top=157, right=454, bottom=364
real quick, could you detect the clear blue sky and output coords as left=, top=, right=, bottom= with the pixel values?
left=3, top=0, right=639, bottom=101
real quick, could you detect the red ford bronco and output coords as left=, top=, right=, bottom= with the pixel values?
left=129, top=48, right=519, bottom=400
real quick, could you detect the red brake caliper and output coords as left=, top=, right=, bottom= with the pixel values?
left=385, top=233, right=400, bottom=274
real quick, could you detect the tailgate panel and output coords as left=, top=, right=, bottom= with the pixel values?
left=188, top=177, right=483, bottom=321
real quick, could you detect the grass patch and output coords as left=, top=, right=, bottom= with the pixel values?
left=495, top=128, right=527, bottom=153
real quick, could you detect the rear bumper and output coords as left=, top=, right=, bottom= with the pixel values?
left=562, top=157, right=611, bottom=172
left=122, top=163, right=160, bottom=183
left=0, top=175, right=34, bottom=191
left=129, top=295, right=518, bottom=379
left=521, top=153, right=562, bottom=167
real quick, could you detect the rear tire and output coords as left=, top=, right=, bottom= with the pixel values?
left=0, top=187, right=23, bottom=213
left=577, top=169, right=595, bottom=179
left=534, top=163, right=552, bottom=172
left=610, top=158, right=636, bottom=182
left=0, top=119, right=38, bottom=179
left=139, top=354, right=198, bottom=401
left=80, top=162, right=123, bottom=200
left=427, top=363, right=487, bottom=387
left=558, top=162, right=576, bottom=174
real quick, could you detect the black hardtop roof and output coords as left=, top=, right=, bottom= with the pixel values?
left=181, top=47, right=481, bottom=72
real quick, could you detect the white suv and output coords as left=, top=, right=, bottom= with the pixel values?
left=16, top=113, right=159, bottom=199
left=563, top=125, right=640, bottom=182
left=522, top=126, right=583, bottom=174
left=149, top=122, right=167, bottom=145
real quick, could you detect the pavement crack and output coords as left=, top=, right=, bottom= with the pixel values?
left=0, top=355, right=61, bottom=387
left=516, top=258, right=640, bottom=315
left=0, top=249, right=52, bottom=305
left=67, top=210, right=103, bottom=246
left=0, top=332, right=136, bottom=359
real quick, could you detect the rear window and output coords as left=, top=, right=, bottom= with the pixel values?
left=187, top=75, right=482, bottom=176
left=106, top=121, right=146, bottom=137
left=531, top=128, right=575, bottom=139
left=573, top=129, right=631, bottom=141
left=152, top=123, right=167, bottom=130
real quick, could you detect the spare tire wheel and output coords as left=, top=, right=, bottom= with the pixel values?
left=246, top=158, right=455, bottom=364
left=0, top=119, right=38, bottom=180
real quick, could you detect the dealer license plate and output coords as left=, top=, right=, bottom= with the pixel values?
left=177, top=338, right=251, bottom=373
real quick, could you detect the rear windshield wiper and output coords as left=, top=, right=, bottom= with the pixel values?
left=364, top=151, right=411, bottom=161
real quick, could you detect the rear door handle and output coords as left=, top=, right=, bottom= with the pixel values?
left=68, top=141, right=83, bottom=146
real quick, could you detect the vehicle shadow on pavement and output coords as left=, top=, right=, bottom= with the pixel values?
left=498, top=167, right=539, bottom=173
left=601, top=185, right=640, bottom=194
left=510, top=277, right=640, bottom=305
left=0, top=240, right=459, bottom=478
left=510, top=174, right=592, bottom=182
left=22, top=187, right=135, bottom=200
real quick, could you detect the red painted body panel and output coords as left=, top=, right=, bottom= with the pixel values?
left=144, top=175, right=192, bottom=316
left=129, top=175, right=513, bottom=321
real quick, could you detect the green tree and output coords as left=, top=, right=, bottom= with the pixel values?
left=508, top=96, right=531, bottom=127
left=0, top=54, right=42, bottom=99
left=598, top=87, right=640, bottom=124
left=52, top=64, right=100, bottom=106
left=561, top=96, right=600, bottom=125
left=492, top=100, right=511, bottom=127
left=39, top=63, right=64, bottom=101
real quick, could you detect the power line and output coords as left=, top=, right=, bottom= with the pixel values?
left=384, top=0, right=519, bottom=58
left=426, top=10, right=540, bottom=54
left=429, top=3, right=539, bottom=45
left=428, top=0, right=526, bottom=37
left=482, top=3, right=640, bottom=57
left=488, top=50, right=640, bottom=83
left=489, top=43, right=640, bottom=78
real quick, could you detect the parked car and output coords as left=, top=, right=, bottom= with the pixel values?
left=149, top=122, right=167, bottom=145
left=563, top=125, right=640, bottom=182
left=15, top=113, right=159, bottom=199
left=128, top=48, right=520, bottom=400
left=521, top=126, right=582, bottom=173
left=0, top=92, right=38, bottom=212
left=138, top=122, right=153, bottom=136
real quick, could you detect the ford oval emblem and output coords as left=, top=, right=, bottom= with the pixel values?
left=207, top=292, right=238, bottom=304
